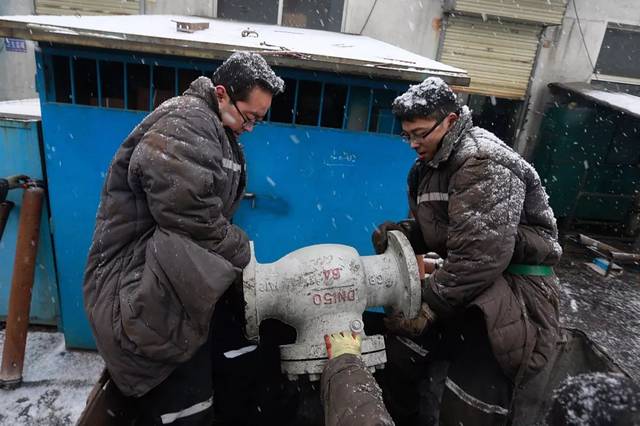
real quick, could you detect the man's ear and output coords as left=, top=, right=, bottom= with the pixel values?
left=214, top=85, right=227, bottom=102
left=447, top=112, right=459, bottom=127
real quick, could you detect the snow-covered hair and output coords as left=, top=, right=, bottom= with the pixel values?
left=392, top=77, right=460, bottom=121
left=213, top=51, right=285, bottom=101
left=547, top=372, right=640, bottom=426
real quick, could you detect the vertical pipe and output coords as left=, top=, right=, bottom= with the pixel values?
left=96, top=60, right=102, bottom=107
left=366, top=88, right=374, bottom=132
left=277, top=0, right=284, bottom=25
left=0, top=201, right=14, bottom=242
left=174, top=67, right=180, bottom=97
left=0, top=186, right=45, bottom=389
left=212, top=0, right=218, bottom=17
left=149, top=64, right=154, bottom=111
left=39, top=53, right=54, bottom=103
left=391, top=91, right=400, bottom=134
left=342, top=85, right=351, bottom=130
left=317, top=81, right=326, bottom=127
left=340, top=0, right=349, bottom=32
left=69, top=57, right=76, bottom=105
left=292, top=79, right=300, bottom=124
left=123, top=62, right=129, bottom=110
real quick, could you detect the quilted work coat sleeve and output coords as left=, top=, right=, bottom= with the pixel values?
left=129, top=109, right=250, bottom=269
left=321, top=354, right=395, bottom=426
left=422, top=157, right=526, bottom=316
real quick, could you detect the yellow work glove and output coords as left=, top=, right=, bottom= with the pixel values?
left=324, top=331, right=362, bottom=360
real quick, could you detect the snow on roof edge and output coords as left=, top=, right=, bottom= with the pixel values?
left=0, top=14, right=469, bottom=84
left=551, top=82, right=640, bottom=119
left=0, top=98, right=41, bottom=120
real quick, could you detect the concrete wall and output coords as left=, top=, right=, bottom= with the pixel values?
left=343, top=0, right=442, bottom=59
left=143, top=0, right=446, bottom=62
left=142, top=0, right=215, bottom=17
left=0, top=0, right=37, bottom=101
left=0, top=0, right=446, bottom=101
left=515, top=0, right=640, bottom=158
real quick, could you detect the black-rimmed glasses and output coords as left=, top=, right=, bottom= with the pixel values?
left=231, top=99, right=264, bottom=128
left=400, top=116, right=446, bottom=144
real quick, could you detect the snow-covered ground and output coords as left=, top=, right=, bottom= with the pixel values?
left=0, top=331, right=103, bottom=425
left=557, top=240, right=640, bottom=383
left=0, top=239, right=638, bottom=425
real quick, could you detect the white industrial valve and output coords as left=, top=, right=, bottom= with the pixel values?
left=243, top=230, right=421, bottom=380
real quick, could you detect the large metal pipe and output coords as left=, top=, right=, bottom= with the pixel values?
left=0, top=200, right=14, bottom=242
left=243, top=231, right=421, bottom=380
left=0, top=185, right=44, bottom=388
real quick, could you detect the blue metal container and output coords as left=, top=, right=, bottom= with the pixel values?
left=237, top=124, right=414, bottom=262
left=35, top=46, right=415, bottom=348
left=0, top=101, right=59, bottom=325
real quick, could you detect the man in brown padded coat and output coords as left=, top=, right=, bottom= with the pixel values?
left=372, top=77, right=562, bottom=425
left=83, top=52, right=284, bottom=425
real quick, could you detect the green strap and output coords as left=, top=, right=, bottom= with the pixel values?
left=506, top=264, right=554, bottom=276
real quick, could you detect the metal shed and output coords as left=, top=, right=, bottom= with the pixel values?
left=0, top=14, right=469, bottom=348
left=534, top=82, right=640, bottom=234
left=0, top=98, right=59, bottom=326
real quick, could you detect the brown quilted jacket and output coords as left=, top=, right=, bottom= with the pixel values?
left=406, top=106, right=562, bottom=381
left=83, top=77, right=249, bottom=397
left=321, top=354, right=395, bottom=426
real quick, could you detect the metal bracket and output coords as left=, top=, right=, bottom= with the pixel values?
left=243, top=192, right=256, bottom=208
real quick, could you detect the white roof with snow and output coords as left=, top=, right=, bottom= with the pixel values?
left=0, top=98, right=41, bottom=121
left=0, top=15, right=469, bottom=85
left=551, top=82, right=640, bottom=119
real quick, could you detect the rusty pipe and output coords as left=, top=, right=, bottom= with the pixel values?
left=0, top=201, right=14, bottom=242
left=0, top=185, right=44, bottom=388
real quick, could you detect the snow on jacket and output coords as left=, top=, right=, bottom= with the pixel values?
left=406, top=106, right=562, bottom=381
left=83, top=77, right=250, bottom=397
left=321, top=354, right=395, bottom=426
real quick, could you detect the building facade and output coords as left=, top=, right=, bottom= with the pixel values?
left=518, top=0, right=640, bottom=158
left=0, top=13, right=467, bottom=348
left=0, top=0, right=37, bottom=100
left=2, top=1, right=639, bottom=157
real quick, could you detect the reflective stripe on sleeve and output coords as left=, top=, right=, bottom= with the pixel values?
left=160, top=396, right=213, bottom=424
left=417, top=192, right=449, bottom=203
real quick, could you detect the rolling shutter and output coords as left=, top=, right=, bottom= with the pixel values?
left=36, top=0, right=139, bottom=15
left=440, top=15, right=541, bottom=99
left=453, top=0, right=567, bottom=25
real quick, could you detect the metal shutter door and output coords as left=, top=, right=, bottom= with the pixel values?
left=440, top=15, right=541, bottom=99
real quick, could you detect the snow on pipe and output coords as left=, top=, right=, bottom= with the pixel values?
left=0, top=185, right=44, bottom=389
left=243, top=230, right=422, bottom=381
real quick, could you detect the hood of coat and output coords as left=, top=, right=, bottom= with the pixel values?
left=184, top=76, right=221, bottom=117
left=184, top=76, right=243, bottom=152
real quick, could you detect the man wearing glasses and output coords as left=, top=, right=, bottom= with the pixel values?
left=83, top=52, right=283, bottom=425
left=372, top=77, right=562, bottom=425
